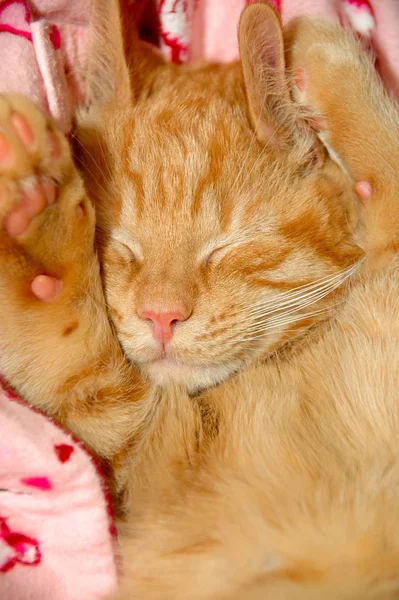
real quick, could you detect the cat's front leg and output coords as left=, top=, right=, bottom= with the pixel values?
left=286, top=17, right=399, bottom=255
left=286, top=16, right=399, bottom=181
left=0, top=94, right=149, bottom=489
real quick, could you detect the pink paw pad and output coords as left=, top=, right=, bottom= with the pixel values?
left=0, top=133, right=12, bottom=166
left=4, top=206, right=30, bottom=236
left=11, top=113, right=35, bottom=149
left=355, top=180, right=372, bottom=201
left=4, top=177, right=56, bottom=237
left=1, top=113, right=59, bottom=237
left=31, top=275, right=63, bottom=302
left=21, top=183, right=47, bottom=218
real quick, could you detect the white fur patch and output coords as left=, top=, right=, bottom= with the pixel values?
left=317, top=131, right=351, bottom=176
left=340, top=1, right=375, bottom=37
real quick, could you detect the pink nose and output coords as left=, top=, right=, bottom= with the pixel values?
left=140, top=311, right=187, bottom=346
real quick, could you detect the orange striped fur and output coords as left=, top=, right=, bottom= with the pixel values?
left=2, top=1, right=399, bottom=599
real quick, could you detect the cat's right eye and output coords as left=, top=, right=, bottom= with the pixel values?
left=115, top=241, right=140, bottom=263
left=121, top=244, right=136, bottom=261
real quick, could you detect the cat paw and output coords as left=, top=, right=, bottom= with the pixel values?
left=287, top=16, right=366, bottom=112
left=0, top=94, right=66, bottom=234
left=0, top=94, right=95, bottom=300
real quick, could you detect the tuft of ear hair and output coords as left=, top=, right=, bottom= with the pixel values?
left=84, top=0, right=164, bottom=111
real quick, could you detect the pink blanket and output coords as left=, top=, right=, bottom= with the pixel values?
left=0, top=0, right=398, bottom=598
left=0, top=380, right=118, bottom=599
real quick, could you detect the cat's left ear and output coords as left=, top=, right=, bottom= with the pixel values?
left=83, top=0, right=163, bottom=111
left=239, top=1, right=312, bottom=152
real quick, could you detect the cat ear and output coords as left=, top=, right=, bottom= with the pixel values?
left=84, top=0, right=163, bottom=109
left=238, top=1, right=301, bottom=149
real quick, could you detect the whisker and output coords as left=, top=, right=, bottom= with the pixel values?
left=214, top=261, right=361, bottom=348
left=73, top=153, right=112, bottom=200
left=96, top=131, right=113, bottom=178
left=73, top=134, right=109, bottom=177
left=245, top=262, right=360, bottom=319
left=208, top=303, right=329, bottom=349
left=254, top=276, right=346, bottom=322
left=72, top=134, right=115, bottom=201
left=242, top=303, right=342, bottom=341
left=245, top=275, right=345, bottom=317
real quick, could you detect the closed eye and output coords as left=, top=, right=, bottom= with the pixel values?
left=201, top=237, right=252, bottom=266
left=203, top=246, right=226, bottom=266
left=116, top=242, right=137, bottom=262
left=112, top=235, right=144, bottom=262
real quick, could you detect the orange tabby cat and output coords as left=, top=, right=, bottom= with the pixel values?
left=0, top=0, right=398, bottom=598
left=0, top=0, right=359, bottom=493
left=109, top=8, right=399, bottom=600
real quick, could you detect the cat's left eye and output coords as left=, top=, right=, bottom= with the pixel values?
left=202, top=245, right=229, bottom=266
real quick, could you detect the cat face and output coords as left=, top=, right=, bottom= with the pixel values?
left=77, top=3, right=361, bottom=393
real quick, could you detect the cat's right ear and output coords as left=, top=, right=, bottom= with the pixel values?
left=84, top=0, right=163, bottom=110
left=238, top=1, right=310, bottom=152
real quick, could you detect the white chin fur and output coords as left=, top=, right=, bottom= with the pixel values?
left=143, top=359, right=237, bottom=393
